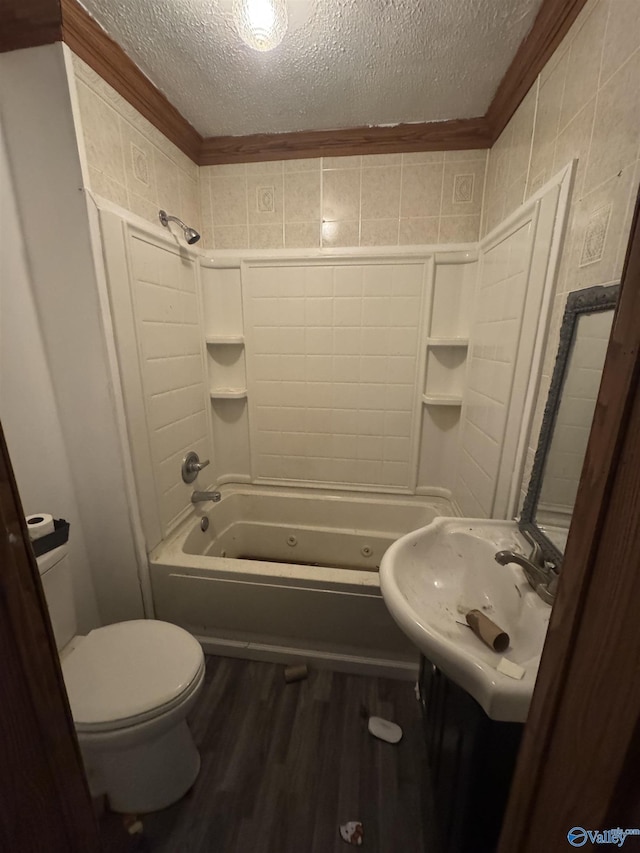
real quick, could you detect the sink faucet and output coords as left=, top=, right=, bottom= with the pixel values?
left=191, top=490, right=222, bottom=504
left=495, top=548, right=559, bottom=605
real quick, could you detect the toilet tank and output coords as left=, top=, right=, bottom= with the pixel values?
left=36, top=544, right=77, bottom=651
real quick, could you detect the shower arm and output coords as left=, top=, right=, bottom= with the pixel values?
left=159, top=210, right=186, bottom=229
left=158, top=209, right=201, bottom=245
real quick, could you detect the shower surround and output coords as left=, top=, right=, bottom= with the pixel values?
left=98, top=154, right=569, bottom=673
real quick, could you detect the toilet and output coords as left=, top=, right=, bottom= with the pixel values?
left=36, top=543, right=205, bottom=814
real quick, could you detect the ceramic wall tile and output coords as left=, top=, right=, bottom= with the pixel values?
left=321, top=220, right=360, bottom=248
left=559, top=0, right=608, bottom=131
left=583, top=48, right=640, bottom=194
left=73, top=55, right=201, bottom=237
left=360, top=166, right=402, bottom=220
left=284, top=171, right=321, bottom=223
left=360, top=219, right=399, bottom=246
left=76, top=79, right=126, bottom=187
left=600, top=0, right=640, bottom=84
left=210, top=174, right=248, bottom=226
left=441, top=159, right=486, bottom=217
left=481, top=0, right=640, bottom=518
left=398, top=217, right=440, bottom=245
left=322, top=168, right=361, bottom=222
left=249, top=223, right=284, bottom=249
left=73, top=55, right=488, bottom=250
left=400, top=163, right=445, bottom=218
left=285, top=222, right=321, bottom=248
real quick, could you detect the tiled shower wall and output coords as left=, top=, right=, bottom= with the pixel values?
left=70, top=51, right=487, bottom=252
left=480, top=0, right=640, bottom=504
left=199, top=152, right=487, bottom=250
left=71, top=54, right=201, bottom=234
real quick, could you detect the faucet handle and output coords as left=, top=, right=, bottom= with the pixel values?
left=182, top=451, right=210, bottom=484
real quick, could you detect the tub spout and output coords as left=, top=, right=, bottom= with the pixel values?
left=191, top=490, right=221, bottom=504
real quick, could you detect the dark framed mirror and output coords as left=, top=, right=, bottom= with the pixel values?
left=520, top=283, right=620, bottom=564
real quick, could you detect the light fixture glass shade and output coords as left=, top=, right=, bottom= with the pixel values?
left=232, top=0, right=288, bottom=52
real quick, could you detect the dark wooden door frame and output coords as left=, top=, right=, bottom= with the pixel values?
left=499, top=191, right=640, bottom=849
left=0, top=426, right=100, bottom=851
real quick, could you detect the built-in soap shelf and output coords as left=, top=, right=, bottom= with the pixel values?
left=427, top=337, right=469, bottom=348
left=417, top=257, right=478, bottom=494
left=209, top=389, right=248, bottom=400
left=422, top=394, right=463, bottom=407
left=201, top=263, right=252, bottom=480
left=205, top=335, right=245, bottom=345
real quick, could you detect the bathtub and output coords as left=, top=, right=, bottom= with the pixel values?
left=149, top=484, right=455, bottom=678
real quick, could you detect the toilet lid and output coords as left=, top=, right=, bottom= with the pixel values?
left=62, top=620, right=204, bottom=728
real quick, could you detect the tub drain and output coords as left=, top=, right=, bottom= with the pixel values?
left=361, top=545, right=373, bottom=558
left=287, top=535, right=298, bottom=547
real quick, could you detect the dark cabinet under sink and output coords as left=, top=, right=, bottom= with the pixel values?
left=419, top=656, right=523, bottom=853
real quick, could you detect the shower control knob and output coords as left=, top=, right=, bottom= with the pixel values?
left=182, top=451, right=210, bottom=484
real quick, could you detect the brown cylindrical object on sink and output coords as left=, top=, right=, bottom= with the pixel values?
left=466, top=610, right=510, bottom=652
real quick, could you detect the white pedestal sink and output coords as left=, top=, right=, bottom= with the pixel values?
left=380, top=518, right=552, bottom=722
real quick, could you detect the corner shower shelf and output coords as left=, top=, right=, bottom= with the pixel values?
left=427, top=337, right=469, bottom=347
left=422, top=394, right=463, bottom=407
left=210, top=389, right=248, bottom=400
left=205, top=335, right=245, bottom=345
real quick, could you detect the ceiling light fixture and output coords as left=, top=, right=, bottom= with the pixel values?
left=232, top=0, right=288, bottom=52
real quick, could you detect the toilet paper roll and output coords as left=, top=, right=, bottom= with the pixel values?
left=26, top=513, right=55, bottom=541
left=466, top=609, right=510, bottom=653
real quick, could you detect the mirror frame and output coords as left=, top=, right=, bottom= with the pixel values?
left=519, top=282, right=620, bottom=564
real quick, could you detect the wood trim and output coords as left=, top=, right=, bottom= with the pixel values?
left=0, top=423, right=100, bottom=851
left=60, top=0, right=202, bottom=163
left=486, top=0, right=589, bottom=142
left=0, top=0, right=62, bottom=53
left=2, top=0, right=592, bottom=165
left=199, top=118, right=491, bottom=166
left=498, top=190, right=640, bottom=849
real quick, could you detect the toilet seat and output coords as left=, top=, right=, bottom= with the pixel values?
left=62, top=620, right=204, bottom=734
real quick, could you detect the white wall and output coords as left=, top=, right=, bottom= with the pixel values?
left=0, top=44, right=145, bottom=624
left=0, top=124, right=100, bottom=636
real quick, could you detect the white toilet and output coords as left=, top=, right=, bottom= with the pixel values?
left=36, top=543, right=205, bottom=814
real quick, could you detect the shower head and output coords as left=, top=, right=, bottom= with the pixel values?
left=159, top=210, right=201, bottom=245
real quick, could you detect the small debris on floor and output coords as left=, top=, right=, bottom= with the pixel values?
left=340, top=821, right=364, bottom=846
left=126, top=819, right=144, bottom=836
left=368, top=715, right=403, bottom=744
left=283, top=663, right=309, bottom=683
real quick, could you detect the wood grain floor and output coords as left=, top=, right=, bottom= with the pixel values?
left=99, top=656, right=431, bottom=853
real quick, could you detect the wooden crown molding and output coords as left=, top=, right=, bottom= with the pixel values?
left=2, top=0, right=590, bottom=165
left=200, top=118, right=491, bottom=165
left=0, top=0, right=62, bottom=53
left=59, top=0, right=202, bottom=164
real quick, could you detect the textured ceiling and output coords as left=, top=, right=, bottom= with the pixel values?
left=78, top=0, right=543, bottom=138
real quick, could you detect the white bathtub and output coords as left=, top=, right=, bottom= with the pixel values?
left=149, top=484, right=455, bottom=678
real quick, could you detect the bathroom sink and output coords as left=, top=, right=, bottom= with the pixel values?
left=379, top=518, right=551, bottom=722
